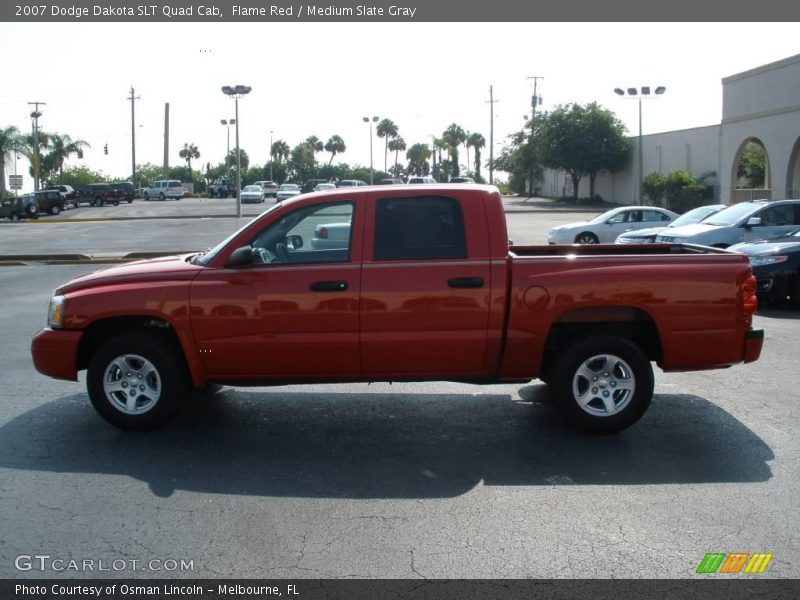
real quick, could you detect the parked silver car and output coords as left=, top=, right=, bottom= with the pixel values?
left=655, top=199, right=800, bottom=248
left=616, top=204, right=726, bottom=244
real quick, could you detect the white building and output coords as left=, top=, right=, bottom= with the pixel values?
left=544, top=53, right=800, bottom=205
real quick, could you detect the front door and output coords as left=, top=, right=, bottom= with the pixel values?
left=190, top=200, right=362, bottom=380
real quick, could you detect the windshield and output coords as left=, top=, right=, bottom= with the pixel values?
left=194, top=204, right=282, bottom=266
left=703, top=202, right=767, bottom=226
left=243, top=186, right=260, bottom=192
left=589, top=208, right=624, bottom=224
left=280, top=184, right=299, bottom=191
left=669, top=205, right=724, bottom=228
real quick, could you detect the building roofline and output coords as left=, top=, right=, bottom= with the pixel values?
left=722, top=53, right=800, bottom=84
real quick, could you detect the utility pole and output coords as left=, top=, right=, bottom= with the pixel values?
left=127, top=87, right=140, bottom=190
left=163, top=102, right=170, bottom=179
left=526, top=77, right=543, bottom=197
left=269, top=130, right=274, bottom=181
left=485, top=85, right=499, bottom=184
left=28, top=101, right=46, bottom=191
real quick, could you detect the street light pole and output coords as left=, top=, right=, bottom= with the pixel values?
left=362, top=115, right=378, bottom=184
left=220, top=119, right=235, bottom=178
left=269, top=130, right=274, bottom=181
left=222, top=84, right=251, bottom=219
left=614, top=86, right=666, bottom=205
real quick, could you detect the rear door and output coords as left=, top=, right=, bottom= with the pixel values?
left=359, top=192, right=492, bottom=377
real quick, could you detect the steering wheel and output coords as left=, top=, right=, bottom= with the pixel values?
left=274, top=242, right=290, bottom=263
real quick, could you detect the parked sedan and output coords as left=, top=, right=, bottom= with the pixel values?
left=254, top=181, right=278, bottom=197
left=311, top=222, right=351, bottom=250
left=615, top=204, right=726, bottom=244
left=276, top=183, right=301, bottom=203
left=314, top=183, right=336, bottom=192
left=547, top=206, right=679, bottom=244
left=240, top=185, right=266, bottom=204
left=729, top=230, right=800, bottom=305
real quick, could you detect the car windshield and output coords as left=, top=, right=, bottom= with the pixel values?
left=589, top=208, right=627, bottom=224
left=703, top=202, right=767, bottom=226
left=280, top=184, right=299, bottom=191
left=668, top=205, right=723, bottom=228
left=243, top=186, right=261, bottom=192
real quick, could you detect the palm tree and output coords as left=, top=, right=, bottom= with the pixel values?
left=405, top=143, right=431, bottom=176
left=47, top=134, right=90, bottom=183
left=271, top=140, right=290, bottom=163
left=21, top=131, right=52, bottom=190
left=179, top=142, right=200, bottom=172
left=324, top=135, right=346, bottom=166
left=305, top=136, right=324, bottom=154
left=376, top=119, right=398, bottom=172
left=442, top=124, right=467, bottom=177
left=467, top=132, right=486, bottom=179
left=0, top=126, right=23, bottom=200
left=388, top=136, right=406, bottom=173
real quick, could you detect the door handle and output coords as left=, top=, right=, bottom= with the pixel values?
left=447, top=277, right=484, bottom=288
left=309, top=280, right=349, bottom=292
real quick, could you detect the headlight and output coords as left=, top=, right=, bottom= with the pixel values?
left=749, top=255, right=788, bottom=266
left=47, top=295, right=65, bottom=329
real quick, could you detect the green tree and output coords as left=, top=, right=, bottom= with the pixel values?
left=406, top=143, right=431, bottom=176
left=539, top=102, right=630, bottom=199
left=736, top=141, right=767, bottom=188
left=643, top=169, right=714, bottom=212
left=0, top=126, right=24, bottom=199
left=467, top=132, right=486, bottom=180
left=59, top=165, right=106, bottom=190
left=376, top=119, right=398, bottom=172
left=324, top=135, right=346, bottom=166
left=46, top=134, right=90, bottom=183
left=178, top=143, right=200, bottom=172
left=289, top=143, right=317, bottom=182
left=442, top=123, right=467, bottom=178
left=21, top=131, right=51, bottom=190
left=225, top=148, right=250, bottom=173
left=305, top=136, right=324, bottom=154
left=135, top=163, right=167, bottom=187
left=388, top=136, right=406, bottom=173
left=493, top=122, right=545, bottom=196
left=271, top=140, right=290, bottom=163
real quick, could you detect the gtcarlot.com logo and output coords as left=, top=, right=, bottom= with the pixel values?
left=696, top=552, right=773, bottom=574
left=15, top=554, right=194, bottom=572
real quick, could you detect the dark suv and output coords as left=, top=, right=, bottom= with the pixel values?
left=1, top=195, right=39, bottom=221
left=110, top=182, right=136, bottom=203
left=45, top=184, right=78, bottom=203
left=78, top=183, right=121, bottom=207
left=34, top=189, right=67, bottom=215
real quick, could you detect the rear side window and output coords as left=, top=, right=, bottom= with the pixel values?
left=374, top=196, right=466, bottom=261
left=169, top=181, right=182, bottom=187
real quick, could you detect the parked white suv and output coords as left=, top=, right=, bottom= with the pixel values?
left=142, top=180, right=184, bottom=201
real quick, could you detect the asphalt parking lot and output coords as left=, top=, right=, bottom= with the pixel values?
left=1, top=203, right=798, bottom=580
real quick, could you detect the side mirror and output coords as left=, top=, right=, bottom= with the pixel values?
left=225, top=246, right=253, bottom=268
left=286, top=235, right=303, bottom=250
left=745, top=217, right=761, bottom=228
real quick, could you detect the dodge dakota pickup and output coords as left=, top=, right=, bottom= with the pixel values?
left=31, top=185, right=763, bottom=433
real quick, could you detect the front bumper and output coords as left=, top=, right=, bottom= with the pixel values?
left=31, top=328, right=82, bottom=381
left=744, top=328, right=764, bottom=364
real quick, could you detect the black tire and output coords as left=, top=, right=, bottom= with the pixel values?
left=114, top=201, right=119, bottom=206
left=127, top=199, right=133, bottom=204
left=791, top=275, right=800, bottom=308
left=73, top=201, right=79, bottom=208
left=144, top=193, right=150, bottom=201
left=548, top=335, right=653, bottom=433
left=95, top=196, right=104, bottom=207
left=10, top=212, right=20, bottom=222
left=50, top=205, right=61, bottom=216
left=87, top=332, right=188, bottom=430
left=574, top=232, right=599, bottom=244
left=159, top=193, right=165, bottom=201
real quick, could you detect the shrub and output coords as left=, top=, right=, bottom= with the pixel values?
left=643, top=169, right=714, bottom=212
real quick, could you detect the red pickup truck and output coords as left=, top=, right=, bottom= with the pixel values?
left=31, top=185, right=763, bottom=433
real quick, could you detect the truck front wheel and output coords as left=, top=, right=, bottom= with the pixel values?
left=87, top=332, right=187, bottom=430
left=548, top=336, right=653, bottom=434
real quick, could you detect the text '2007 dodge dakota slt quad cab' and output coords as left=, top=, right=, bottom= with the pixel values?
left=31, top=185, right=763, bottom=433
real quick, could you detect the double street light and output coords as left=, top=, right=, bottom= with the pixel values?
left=362, top=115, right=379, bottom=184
left=222, top=85, right=252, bottom=218
left=614, top=85, right=666, bottom=205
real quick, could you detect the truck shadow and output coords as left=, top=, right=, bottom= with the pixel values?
left=0, top=386, right=773, bottom=499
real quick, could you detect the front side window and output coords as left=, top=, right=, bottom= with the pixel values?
left=249, top=202, right=354, bottom=265
left=373, top=196, right=466, bottom=261
left=758, top=204, right=794, bottom=226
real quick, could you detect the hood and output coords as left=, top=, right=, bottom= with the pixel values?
left=552, top=220, right=593, bottom=231
left=617, top=226, right=667, bottom=239
left=729, top=238, right=800, bottom=256
left=658, top=222, right=721, bottom=239
left=57, top=254, right=203, bottom=294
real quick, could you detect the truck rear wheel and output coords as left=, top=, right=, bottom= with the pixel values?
left=548, top=335, right=653, bottom=433
left=87, top=332, right=188, bottom=430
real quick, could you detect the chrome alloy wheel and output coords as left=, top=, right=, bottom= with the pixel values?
left=571, top=353, right=635, bottom=417
left=102, top=354, right=162, bottom=415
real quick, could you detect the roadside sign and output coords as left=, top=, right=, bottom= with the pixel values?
left=8, top=175, right=22, bottom=190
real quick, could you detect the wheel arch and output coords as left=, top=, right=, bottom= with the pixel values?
left=76, top=315, right=205, bottom=388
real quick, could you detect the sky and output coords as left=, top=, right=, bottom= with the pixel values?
left=1, top=22, right=799, bottom=191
